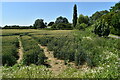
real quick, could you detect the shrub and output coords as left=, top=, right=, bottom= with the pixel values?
left=94, top=19, right=110, bottom=37
left=77, top=14, right=89, bottom=25
left=111, top=11, right=120, bottom=35
left=2, top=36, right=19, bottom=66
left=29, top=30, right=119, bottom=72
left=21, top=36, right=46, bottom=65
left=51, top=23, right=72, bottom=30
left=76, top=23, right=87, bottom=30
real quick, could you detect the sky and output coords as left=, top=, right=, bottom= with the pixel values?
left=1, top=0, right=119, bottom=2
left=1, top=2, right=117, bottom=26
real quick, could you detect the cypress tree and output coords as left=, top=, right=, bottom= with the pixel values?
left=73, top=4, right=77, bottom=27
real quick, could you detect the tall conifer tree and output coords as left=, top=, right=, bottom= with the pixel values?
left=73, top=4, right=77, bottom=27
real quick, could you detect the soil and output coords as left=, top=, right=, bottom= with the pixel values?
left=17, top=37, right=24, bottom=63
left=38, top=44, right=76, bottom=76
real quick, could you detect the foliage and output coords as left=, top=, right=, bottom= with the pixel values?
left=30, top=29, right=119, bottom=68
left=51, top=16, right=71, bottom=30
left=48, top=22, right=54, bottom=26
left=2, top=25, right=34, bottom=29
left=51, top=23, right=72, bottom=30
left=111, top=11, right=120, bottom=35
left=110, top=2, right=120, bottom=12
left=2, top=36, right=19, bottom=66
left=21, top=36, right=46, bottom=65
left=2, top=29, right=119, bottom=78
left=76, top=23, right=87, bottom=30
left=101, top=12, right=115, bottom=27
left=2, top=64, right=52, bottom=78
left=91, top=2, right=120, bottom=36
left=55, top=16, right=69, bottom=24
left=29, top=30, right=119, bottom=78
left=90, top=10, right=109, bottom=22
left=73, top=4, right=77, bottom=27
left=77, top=14, right=89, bottom=25
left=94, top=19, right=110, bottom=37
left=33, top=19, right=46, bottom=29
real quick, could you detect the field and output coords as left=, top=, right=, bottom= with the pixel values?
left=1, top=29, right=119, bottom=78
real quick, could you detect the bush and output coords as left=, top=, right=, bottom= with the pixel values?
left=2, top=52, right=17, bottom=66
left=51, top=23, right=72, bottom=30
left=111, top=11, right=120, bottom=35
left=21, top=36, right=46, bottom=65
left=2, top=36, right=19, bottom=66
left=94, top=19, right=110, bottom=37
left=77, top=14, right=89, bottom=25
left=76, top=23, right=87, bottom=30
left=29, top=29, right=119, bottom=78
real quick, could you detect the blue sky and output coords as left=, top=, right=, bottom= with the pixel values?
left=1, top=2, right=117, bottom=26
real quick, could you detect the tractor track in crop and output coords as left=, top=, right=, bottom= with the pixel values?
left=28, top=36, right=89, bottom=76
left=38, top=44, right=77, bottom=76
left=17, top=37, right=24, bottom=63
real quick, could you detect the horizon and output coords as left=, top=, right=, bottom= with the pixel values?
left=1, top=2, right=117, bottom=27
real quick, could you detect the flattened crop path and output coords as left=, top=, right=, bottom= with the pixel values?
left=17, top=37, right=24, bottom=63
left=38, top=44, right=74, bottom=76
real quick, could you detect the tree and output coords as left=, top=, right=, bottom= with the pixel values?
left=90, top=10, right=109, bottom=23
left=45, top=22, right=47, bottom=26
left=110, top=2, right=120, bottom=12
left=76, top=23, right=87, bottom=30
left=111, top=11, right=120, bottom=35
left=3, top=25, right=9, bottom=29
left=33, top=19, right=46, bottom=29
left=51, top=16, right=71, bottom=30
left=51, top=23, right=72, bottom=30
left=77, top=14, right=89, bottom=25
left=92, top=2, right=120, bottom=36
left=48, top=22, right=54, bottom=26
left=94, top=19, right=110, bottom=37
left=73, top=4, right=77, bottom=27
left=55, top=16, right=69, bottom=24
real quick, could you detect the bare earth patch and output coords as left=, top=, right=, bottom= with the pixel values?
left=17, top=37, right=24, bottom=63
left=38, top=44, right=67, bottom=76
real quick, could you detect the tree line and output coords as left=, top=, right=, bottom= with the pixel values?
left=2, top=2, right=120, bottom=36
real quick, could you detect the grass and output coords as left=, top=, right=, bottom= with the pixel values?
left=1, top=29, right=38, bottom=36
left=2, top=64, right=52, bottom=78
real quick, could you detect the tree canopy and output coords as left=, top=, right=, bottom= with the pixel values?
left=48, top=22, right=54, bottom=26
left=110, top=2, right=120, bottom=12
left=77, top=14, right=89, bottom=24
left=51, top=16, right=72, bottom=30
left=90, top=10, right=109, bottom=22
left=33, top=19, right=46, bottom=29
left=55, top=16, right=69, bottom=24
left=73, top=4, right=77, bottom=27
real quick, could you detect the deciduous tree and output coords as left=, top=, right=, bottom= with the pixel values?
left=33, top=19, right=46, bottom=29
